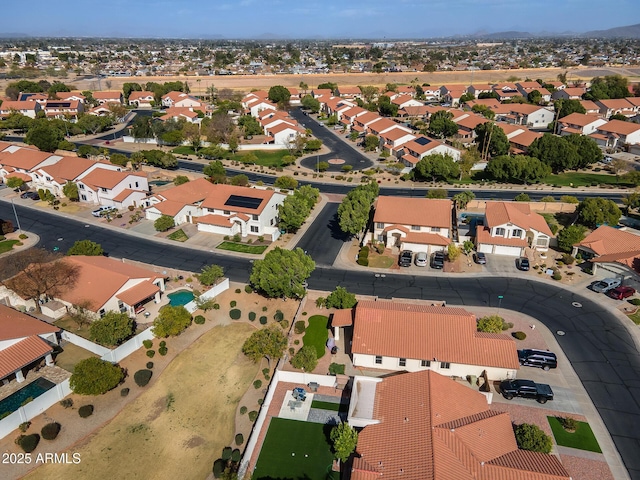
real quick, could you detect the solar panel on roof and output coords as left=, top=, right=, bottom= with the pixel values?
left=224, top=195, right=263, bottom=210
left=415, top=137, right=432, bottom=146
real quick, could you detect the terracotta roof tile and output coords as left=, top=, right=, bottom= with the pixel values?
left=80, top=169, right=146, bottom=190
left=0, top=147, right=56, bottom=171
left=116, top=280, right=160, bottom=306
left=0, top=336, right=53, bottom=379
left=331, top=309, right=353, bottom=327
left=374, top=196, right=452, bottom=229
left=485, top=202, right=553, bottom=236
left=559, top=112, right=604, bottom=127
left=197, top=214, right=233, bottom=227
left=38, top=156, right=97, bottom=183
left=0, top=304, right=60, bottom=341
left=488, top=449, right=570, bottom=477
left=597, top=119, right=640, bottom=136
left=402, top=232, right=451, bottom=246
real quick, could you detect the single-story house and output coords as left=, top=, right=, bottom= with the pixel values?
left=573, top=225, right=640, bottom=279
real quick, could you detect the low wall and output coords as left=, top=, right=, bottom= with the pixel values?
left=236, top=144, right=285, bottom=151
left=184, top=278, right=230, bottom=313
left=0, top=379, right=71, bottom=440
left=467, top=200, right=577, bottom=213
left=60, top=331, right=111, bottom=357
left=101, top=328, right=155, bottom=363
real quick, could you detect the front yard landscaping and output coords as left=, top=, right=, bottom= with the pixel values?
left=547, top=416, right=602, bottom=453
left=229, top=150, right=289, bottom=167
left=167, top=229, right=189, bottom=242
left=253, top=418, right=337, bottom=480
left=0, top=239, right=20, bottom=254
left=303, top=315, right=329, bottom=359
left=217, top=241, right=268, bottom=254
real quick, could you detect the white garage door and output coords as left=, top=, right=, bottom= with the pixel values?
left=478, top=244, right=493, bottom=254
left=493, top=245, right=523, bottom=256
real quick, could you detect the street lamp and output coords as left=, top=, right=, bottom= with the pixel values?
left=316, top=154, right=319, bottom=174
left=11, top=199, right=21, bottom=232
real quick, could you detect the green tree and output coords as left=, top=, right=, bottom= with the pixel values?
left=278, top=194, right=311, bottom=232
left=555, top=99, right=586, bottom=120
left=67, top=240, right=104, bottom=256
left=296, top=185, right=320, bottom=209
left=77, top=145, right=100, bottom=158
left=69, top=357, right=124, bottom=395
left=301, top=95, right=320, bottom=113
left=584, top=75, right=629, bottom=101
left=363, top=134, right=379, bottom=151
left=237, top=115, right=263, bottom=137
left=453, top=191, right=475, bottom=209
left=514, top=423, right=552, bottom=454
left=108, top=153, right=129, bottom=167
left=242, top=324, right=288, bottom=367
left=57, top=140, right=75, bottom=151
left=25, top=122, right=63, bottom=152
left=290, top=345, right=318, bottom=372
left=557, top=224, right=587, bottom=253
left=527, top=90, right=542, bottom=104
left=267, top=85, right=291, bottom=108
left=528, top=134, right=579, bottom=173
left=447, top=243, right=461, bottom=261
left=564, top=134, right=602, bottom=168
left=576, top=197, right=621, bottom=228
left=471, top=104, right=495, bottom=119
left=459, top=92, right=475, bottom=103
left=62, top=181, right=79, bottom=200
left=173, top=175, right=190, bottom=186
left=474, top=122, right=509, bottom=159
left=5, top=177, right=24, bottom=189
left=477, top=315, right=506, bottom=333
left=378, top=96, right=398, bottom=117
left=317, top=161, right=330, bottom=172
left=250, top=247, right=315, bottom=299
left=428, top=110, right=458, bottom=139
left=203, top=160, right=227, bottom=183
left=154, top=215, right=175, bottom=232
left=413, top=153, right=460, bottom=184
left=325, top=286, right=357, bottom=309
left=426, top=189, right=448, bottom=199
left=610, top=113, right=628, bottom=121
left=89, top=311, right=134, bottom=346
left=486, top=155, right=551, bottom=184
left=122, top=82, right=142, bottom=101
left=337, top=182, right=379, bottom=236
left=152, top=305, right=192, bottom=337
left=514, top=193, right=531, bottom=202
left=230, top=174, right=249, bottom=186
left=198, top=264, right=224, bottom=286
left=274, top=176, right=298, bottom=190
left=330, top=422, right=358, bottom=463
left=304, top=139, right=322, bottom=152
left=622, top=170, right=640, bottom=187
left=77, top=114, right=109, bottom=135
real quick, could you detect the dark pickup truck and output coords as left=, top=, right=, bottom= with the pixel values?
left=499, top=379, right=554, bottom=404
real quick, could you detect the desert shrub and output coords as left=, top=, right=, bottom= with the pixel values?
left=146, top=362, right=154, bottom=369
left=159, top=340, right=166, bottom=348
left=60, top=399, right=73, bottom=408
left=134, top=369, right=153, bottom=387
left=552, top=271, right=562, bottom=281
left=121, top=388, right=130, bottom=397
left=280, top=319, right=289, bottom=329
left=244, top=285, right=253, bottom=293
left=257, top=398, right=263, bottom=405
left=289, top=347, right=295, bottom=355
left=248, top=312, right=256, bottom=321
left=143, top=339, right=153, bottom=349
left=629, top=298, right=640, bottom=306
left=213, top=458, right=226, bottom=478
left=231, top=449, right=241, bottom=462
left=240, top=406, right=247, bottom=415
left=558, top=416, right=578, bottom=431
left=259, top=316, right=267, bottom=324
left=294, top=339, right=300, bottom=345
left=235, top=288, right=241, bottom=294
left=194, top=315, right=205, bottom=324
left=230, top=300, right=237, bottom=308
left=146, top=349, right=155, bottom=358
left=78, top=405, right=94, bottom=418
left=561, top=254, right=575, bottom=265
left=253, top=380, right=262, bottom=389
left=329, top=363, right=346, bottom=375
left=248, top=411, right=258, bottom=422
left=514, top=423, right=552, bottom=453
left=221, top=446, right=233, bottom=461
left=41, top=422, right=61, bottom=440
left=19, top=422, right=30, bottom=432
left=235, top=433, right=244, bottom=445
left=152, top=305, right=192, bottom=337
left=19, top=233, right=28, bottom=240
left=477, top=315, right=510, bottom=333
left=229, top=309, right=242, bottom=320
left=213, top=303, right=220, bottom=310
left=294, top=321, right=306, bottom=334
left=16, top=434, right=40, bottom=453
left=274, top=310, right=284, bottom=322
left=159, top=346, right=168, bottom=355
left=512, top=331, right=527, bottom=340
left=70, top=357, right=124, bottom=395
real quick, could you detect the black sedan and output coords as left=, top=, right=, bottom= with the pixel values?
left=516, top=257, right=530, bottom=271
left=473, top=252, right=487, bottom=265
left=20, top=191, right=40, bottom=200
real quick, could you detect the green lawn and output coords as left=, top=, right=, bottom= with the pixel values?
left=54, top=316, right=92, bottom=341
left=368, top=255, right=395, bottom=268
left=547, top=416, right=602, bottom=453
left=167, top=229, right=188, bottom=242
left=311, top=400, right=349, bottom=413
left=171, top=146, right=197, bottom=155
left=543, top=172, right=627, bottom=187
left=0, top=239, right=20, bottom=254
left=216, top=241, right=268, bottom=254
left=229, top=150, right=289, bottom=167
left=627, top=311, right=640, bottom=325
left=303, top=315, right=329, bottom=359
left=253, top=418, right=337, bottom=480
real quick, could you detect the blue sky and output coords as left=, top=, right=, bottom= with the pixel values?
left=5, top=0, right=640, bottom=38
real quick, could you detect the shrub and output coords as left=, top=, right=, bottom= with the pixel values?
left=259, top=316, right=267, bottom=324
left=221, top=446, right=233, bottom=461
left=552, top=270, right=562, bottom=281
left=477, top=315, right=509, bottom=333
left=294, top=320, right=306, bottom=334
left=248, top=411, right=258, bottom=422
left=121, top=388, right=130, bottom=397
left=629, top=298, right=640, bottom=306
left=561, top=254, right=575, bottom=265
left=134, top=369, right=153, bottom=387
left=213, top=458, right=226, bottom=478
left=146, top=361, right=154, bottom=369
left=60, top=399, right=73, bottom=408
left=235, top=288, right=241, bottom=294
left=512, top=331, right=527, bottom=340
left=146, top=349, right=155, bottom=358
left=78, top=405, right=94, bottom=418
left=258, top=398, right=263, bottom=405
left=152, top=305, right=192, bottom=337
left=248, top=312, right=256, bottom=321
left=143, top=339, right=153, bottom=349
left=159, top=341, right=166, bottom=348
left=229, top=309, right=242, bottom=320
left=154, top=214, right=175, bottom=232
left=514, top=423, right=552, bottom=453
left=231, top=448, right=241, bottom=462
left=41, top=422, right=61, bottom=441
left=235, top=433, right=244, bottom=445
left=294, top=339, right=300, bottom=345
left=291, top=345, right=318, bottom=372
left=325, top=286, right=357, bottom=309
left=253, top=380, right=262, bottom=389
left=280, top=319, right=289, bottom=329
left=19, top=422, right=31, bottom=433
left=329, top=363, right=346, bottom=375
left=213, top=303, right=220, bottom=310
left=274, top=310, right=284, bottom=322
left=159, top=347, right=168, bottom=356
left=89, top=311, right=134, bottom=346
left=245, top=285, right=253, bottom=293
left=262, top=367, right=270, bottom=377
left=230, top=300, right=237, bottom=308
left=289, top=347, right=295, bottom=355
left=240, top=406, right=247, bottom=415
left=19, top=233, right=28, bottom=240
left=558, top=416, right=578, bottom=431
left=17, top=434, right=40, bottom=453
left=194, top=315, right=205, bottom=324
left=70, top=358, right=124, bottom=395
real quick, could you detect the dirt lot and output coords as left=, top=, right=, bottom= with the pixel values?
left=2, top=66, right=637, bottom=95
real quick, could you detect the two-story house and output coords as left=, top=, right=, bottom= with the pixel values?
left=397, top=135, right=462, bottom=168
left=378, top=127, right=416, bottom=155
left=596, top=98, right=636, bottom=119
left=161, top=91, right=202, bottom=109
left=558, top=112, right=608, bottom=136
left=43, top=100, right=84, bottom=121
left=0, top=146, right=61, bottom=186
left=128, top=91, right=155, bottom=107
left=339, top=106, right=368, bottom=129
left=372, top=196, right=452, bottom=254
left=0, top=101, right=42, bottom=119
left=391, top=95, right=423, bottom=109
left=591, top=119, right=640, bottom=148
left=76, top=168, right=149, bottom=208
left=476, top=201, right=553, bottom=256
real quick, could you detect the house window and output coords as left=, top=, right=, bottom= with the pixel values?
left=495, top=227, right=506, bottom=236
left=431, top=227, right=440, bottom=233
left=81, top=194, right=87, bottom=201
left=512, top=229, right=523, bottom=238
left=250, top=226, right=259, bottom=233
left=377, top=234, right=384, bottom=242
left=79, top=184, right=84, bottom=189
left=375, top=356, right=382, bottom=365
left=101, top=188, right=108, bottom=193
left=421, top=360, right=431, bottom=367
left=270, top=218, right=274, bottom=226
left=99, top=309, right=106, bottom=318
left=376, top=222, right=384, bottom=229
left=536, top=237, right=548, bottom=246
left=411, top=225, right=420, bottom=231
left=252, top=214, right=259, bottom=221
left=399, top=358, right=407, bottom=367
left=45, top=176, right=51, bottom=181
left=440, top=362, right=451, bottom=369
left=135, top=181, right=139, bottom=188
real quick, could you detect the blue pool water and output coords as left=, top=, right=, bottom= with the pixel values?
left=168, top=290, right=195, bottom=307
left=149, top=180, right=171, bottom=186
left=0, top=378, right=56, bottom=417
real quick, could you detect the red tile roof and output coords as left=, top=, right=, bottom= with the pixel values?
left=559, top=112, right=605, bottom=127
left=485, top=202, right=553, bottom=236
left=80, top=169, right=146, bottom=190
left=577, top=226, right=640, bottom=272
left=0, top=304, right=60, bottom=341
left=0, top=147, right=55, bottom=171
left=0, top=336, right=53, bottom=379
left=403, top=232, right=451, bottom=246
left=197, top=214, right=233, bottom=227
left=598, top=119, right=640, bottom=136
left=331, top=309, right=353, bottom=327
left=374, top=196, right=452, bottom=229
left=116, top=280, right=160, bottom=306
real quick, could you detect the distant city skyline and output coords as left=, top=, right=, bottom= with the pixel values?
left=4, top=0, right=640, bottom=39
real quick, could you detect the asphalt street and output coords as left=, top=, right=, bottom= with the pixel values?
left=2, top=200, right=640, bottom=478
left=294, top=202, right=348, bottom=266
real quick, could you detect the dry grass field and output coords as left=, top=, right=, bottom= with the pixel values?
left=24, top=322, right=258, bottom=480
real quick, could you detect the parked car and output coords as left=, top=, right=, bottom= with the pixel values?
left=607, top=286, right=636, bottom=300
left=516, top=257, right=530, bottom=271
left=431, top=251, right=445, bottom=269
left=592, top=278, right=622, bottom=293
left=20, top=191, right=40, bottom=200
left=499, top=379, right=554, bottom=404
left=415, top=251, right=427, bottom=267
left=473, top=252, right=487, bottom=265
left=91, top=206, right=117, bottom=218
left=399, top=250, right=413, bottom=267
left=518, top=349, right=557, bottom=371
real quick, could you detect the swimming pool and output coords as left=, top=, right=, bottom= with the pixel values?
left=167, top=290, right=195, bottom=307
left=149, top=180, right=171, bottom=186
left=0, top=377, right=56, bottom=417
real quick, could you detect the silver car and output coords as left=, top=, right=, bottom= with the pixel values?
left=592, top=278, right=622, bottom=293
left=415, top=252, right=427, bottom=267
